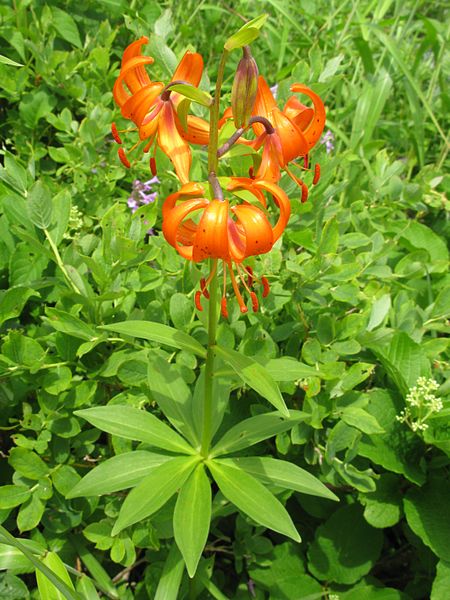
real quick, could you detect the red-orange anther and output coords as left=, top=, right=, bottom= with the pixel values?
left=221, top=297, right=228, bottom=319
left=111, top=122, right=122, bottom=144
left=195, top=291, right=203, bottom=311
left=246, top=266, right=254, bottom=287
left=301, top=182, right=309, bottom=203
left=250, top=291, right=259, bottom=312
left=313, top=163, right=321, bottom=185
left=261, top=276, right=270, bottom=298
left=118, top=148, right=130, bottom=168
left=150, top=157, right=157, bottom=176
left=304, top=154, right=309, bottom=169
left=200, top=278, right=210, bottom=299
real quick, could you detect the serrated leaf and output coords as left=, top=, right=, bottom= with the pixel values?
left=100, top=321, right=206, bottom=357
left=67, top=451, right=173, bottom=498
left=213, top=345, right=289, bottom=416
left=173, top=464, right=211, bottom=577
left=75, top=406, right=195, bottom=455
left=113, top=456, right=199, bottom=534
left=28, top=181, right=53, bottom=229
left=208, top=460, right=300, bottom=541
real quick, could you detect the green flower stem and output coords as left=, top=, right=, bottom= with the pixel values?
left=44, top=228, right=81, bottom=296
left=201, top=49, right=229, bottom=458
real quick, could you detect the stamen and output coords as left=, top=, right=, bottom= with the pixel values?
left=236, top=263, right=253, bottom=296
left=301, top=183, right=309, bottom=203
left=150, top=157, right=157, bottom=176
left=228, top=262, right=248, bottom=313
left=200, top=278, right=210, bottom=299
left=118, top=148, right=130, bottom=168
left=111, top=122, right=122, bottom=144
left=313, top=163, right=321, bottom=185
left=195, top=291, right=203, bottom=311
left=143, top=140, right=153, bottom=153
left=261, top=276, right=270, bottom=298
left=250, top=291, right=259, bottom=312
left=304, top=154, right=309, bottom=169
left=248, top=166, right=254, bottom=179
left=204, top=259, right=218, bottom=290
left=245, top=266, right=254, bottom=287
left=221, top=297, right=228, bottom=319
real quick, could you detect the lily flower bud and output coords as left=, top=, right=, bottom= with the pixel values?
left=231, top=46, right=259, bottom=128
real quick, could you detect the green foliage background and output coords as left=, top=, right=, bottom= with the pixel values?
left=0, top=0, right=449, bottom=598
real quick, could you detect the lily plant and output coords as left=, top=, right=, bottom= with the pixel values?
left=67, top=15, right=336, bottom=591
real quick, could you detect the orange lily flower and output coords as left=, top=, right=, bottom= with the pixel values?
left=112, top=36, right=209, bottom=183
left=162, top=180, right=290, bottom=316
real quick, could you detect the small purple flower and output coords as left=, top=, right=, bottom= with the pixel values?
left=321, top=129, right=335, bottom=154
left=127, top=178, right=159, bottom=215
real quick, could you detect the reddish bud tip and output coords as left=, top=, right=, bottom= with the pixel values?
left=221, top=297, right=228, bottom=319
left=111, top=122, right=122, bottom=144
left=231, top=48, right=259, bottom=128
left=195, top=291, right=203, bottom=311
left=118, top=148, right=130, bottom=168
left=200, top=278, right=210, bottom=299
left=261, top=276, right=270, bottom=298
left=250, top=291, right=259, bottom=312
left=301, top=183, right=309, bottom=203
left=150, top=157, right=157, bottom=176
left=313, top=163, right=321, bottom=185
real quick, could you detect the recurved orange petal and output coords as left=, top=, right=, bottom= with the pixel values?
left=121, top=83, right=164, bottom=125
left=231, top=204, right=274, bottom=258
left=290, top=84, right=326, bottom=150
left=121, top=36, right=149, bottom=67
left=182, top=115, right=210, bottom=145
left=252, top=76, right=277, bottom=134
left=113, top=56, right=155, bottom=105
left=253, top=179, right=291, bottom=243
left=171, top=51, right=204, bottom=87
left=284, top=96, right=314, bottom=130
left=271, top=109, right=309, bottom=162
left=157, top=103, right=192, bottom=183
left=192, top=200, right=230, bottom=262
left=162, top=197, right=209, bottom=260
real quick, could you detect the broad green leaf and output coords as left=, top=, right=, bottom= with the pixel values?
left=367, top=294, right=391, bottom=331
left=224, top=14, right=268, bottom=51
left=0, top=537, right=44, bottom=571
left=400, top=221, right=448, bottom=273
left=154, top=543, right=185, bottom=600
left=307, top=504, right=383, bottom=584
left=317, top=217, right=339, bottom=255
left=208, top=460, right=300, bottom=542
left=67, top=451, right=173, bottom=498
left=44, top=308, right=97, bottom=341
left=75, top=406, right=195, bottom=455
left=431, top=560, right=450, bottom=600
left=51, top=7, right=82, bottom=48
left=148, top=356, right=198, bottom=446
left=28, top=181, right=53, bottom=229
left=0, top=485, right=31, bottom=509
left=0, top=287, right=38, bottom=326
left=174, top=464, right=211, bottom=577
left=213, top=345, right=289, bottom=416
left=221, top=457, right=338, bottom=501
left=17, top=494, right=45, bottom=532
left=264, top=357, right=323, bottom=381
left=69, top=537, right=118, bottom=599
left=8, top=448, right=49, bottom=480
left=370, top=332, right=431, bottom=396
left=211, top=411, right=307, bottom=457
left=36, top=551, right=75, bottom=600
left=341, top=406, right=384, bottom=434
left=112, top=456, right=200, bottom=534
left=147, top=34, right=178, bottom=77
left=404, top=478, right=450, bottom=561
left=169, top=84, right=212, bottom=106
left=76, top=574, right=101, bottom=600
left=362, top=473, right=402, bottom=529
left=332, top=459, right=376, bottom=493
left=100, top=321, right=206, bottom=357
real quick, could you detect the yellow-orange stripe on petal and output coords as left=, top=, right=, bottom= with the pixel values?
left=157, top=103, right=192, bottom=184
left=121, top=83, right=164, bottom=125
left=171, top=51, right=204, bottom=87
left=181, top=115, right=210, bottom=145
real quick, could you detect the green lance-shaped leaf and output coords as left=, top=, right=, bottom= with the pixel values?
left=168, top=84, right=212, bottom=106
left=28, top=181, right=53, bottom=229
left=220, top=457, right=338, bottom=501
left=112, top=456, right=200, bottom=535
left=224, top=14, right=268, bottom=51
left=211, top=411, right=307, bottom=457
left=0, top=54, right=23, bottom=67
left=173, top=464, right=211, bottom=578
left=36, top=551, right=76, bottom=600
left=75, top=406, right=195, bottom=455
left=67, top=451, right=173, bottom=498
left=154, top=543, right=185, bottom=600
left=208, top=460, right=300, bottom=542
left=99, top=321, right=206, bottom=358
left=213, top=345, right=289, bottom=416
